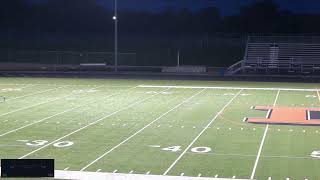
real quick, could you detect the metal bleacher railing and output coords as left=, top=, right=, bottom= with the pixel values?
left=227, top=36, right=320, bottom=75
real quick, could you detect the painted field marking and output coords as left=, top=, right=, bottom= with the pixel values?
left=232, top=176, right=236, bottom=179
left=146, top=171, right=150, bottom=175
left=0, top=83, right=135, bottom=88
left=163, top=89, right=243, bottom=175
left=129, top=170, right=134, bottom=174
left=19, top=88, right=170, bottom=159
left=180, top=173, right=184, bottom=176
left=250, top=90, right=280, bottom=180
left=197, top=173, right=202, bottom=177
left=268, top=177, right=272, bottom=180
left=8, top=86, right=65, bottom=101
left=80, top=89, right=206, bottom=171
left=0, top=86, right=138, bottom=137
left=113, top=170, right=118, bottom=173
left=64, top=167, right=69, bottom=170
left=139, top=85, right=320, bottom=92
left=0, top=85, right=103, bottom=118
left=1, top=84, right=36, bottom=92
left=215, top=174, right=219, bottom=178
left=96, top=169, right=101, bottom=172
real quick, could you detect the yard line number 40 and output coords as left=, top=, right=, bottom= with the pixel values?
left=157, top=145, right=211, bottom=153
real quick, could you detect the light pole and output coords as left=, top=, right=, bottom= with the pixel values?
left=113, top=0, right=118, bottom=72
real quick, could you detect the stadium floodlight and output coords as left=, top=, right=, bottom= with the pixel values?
left=114, top=0, right=118, bottom=72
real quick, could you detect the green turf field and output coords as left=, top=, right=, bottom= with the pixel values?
left=0, top=77, right=320, bottom=180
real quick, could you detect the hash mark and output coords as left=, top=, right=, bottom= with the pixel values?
left=64, top=167, right=69, bottom=170
left=96, top=169, right=101, bottom=172
left=113, top=170, right=118, bottom=173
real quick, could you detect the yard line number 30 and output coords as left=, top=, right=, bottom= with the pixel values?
left=26, top=140, right=74, bottom=148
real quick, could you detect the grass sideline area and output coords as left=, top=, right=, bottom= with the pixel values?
left=0, top=77, right=319, bottom=179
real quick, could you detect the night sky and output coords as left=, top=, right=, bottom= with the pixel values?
left=28, top=0, right=320, bottom=15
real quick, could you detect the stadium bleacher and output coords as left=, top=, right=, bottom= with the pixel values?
left=227, top=36, right=320, bottom=75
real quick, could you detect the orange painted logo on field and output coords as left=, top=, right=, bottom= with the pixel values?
left=245, top=106, right=320, bottom=126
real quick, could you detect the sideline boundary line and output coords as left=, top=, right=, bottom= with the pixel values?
left=0, top=86, right=138, bottom=137
left=0, top=83, right=135, bottom=87
left=80, top=88, right=206, bottom=171
left=139, top=85, right=320, bottom=92
left=18, top=88, right=170, bottom=159
left=54, top=170, right=250, bottom=180
left=163, top=89, right=243, bottom=175
left=250, top=90, right=280, bottom=179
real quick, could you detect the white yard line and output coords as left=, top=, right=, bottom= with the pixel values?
left=80, top=89, right=206, bottom=171
left=0, top=83, right=135, bottom=88
left=139, top=85, right=320, bottom=92
left=250, top=90, right=280, bottom=180
left=163, top=89, right=243, bottom=175
left=0, top=85, right=103, bottom=118
left=317, top=90, right=320, bottom=104
left=0, top=86, right=138, bottom=137
left=7, top=86, right=65, bottom=101
left=18, top=88, right=170, bottom=159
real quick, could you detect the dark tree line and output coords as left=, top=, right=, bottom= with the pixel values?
left=2, top=0, right=320, bottom=66
left=1, top=0, right=320, bottom=34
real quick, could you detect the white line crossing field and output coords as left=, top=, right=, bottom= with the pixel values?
left=250, top=90, right=280, bottom=179
left=80, top=88, right=206, bottom=171
left=163, top=89, right=243, bottom=175
left=0, top=85, right=104, bottom=118
left=139, top=85, right=320, bottom=92
left=18, top=88, right=170, bottom=159
left=0, top=86, right=136, bottom=137
left=0, top=79, right=319, bottom=180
